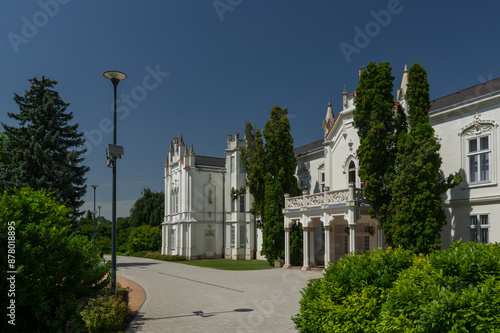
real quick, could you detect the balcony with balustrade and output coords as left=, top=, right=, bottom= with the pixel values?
left=284, top=183, right=367, bottom=214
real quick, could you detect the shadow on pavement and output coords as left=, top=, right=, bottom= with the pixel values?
left=116, top=261, right=160, bottom=269
left=126, top=308, right=254, bottom=332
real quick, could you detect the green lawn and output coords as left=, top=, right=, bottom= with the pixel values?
left=178, top=259, right=274, bottom=270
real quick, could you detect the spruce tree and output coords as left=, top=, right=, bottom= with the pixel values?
left=353, top=62, right=398, bottom=244
left=390, top=63, right=461, bottom=252
left=240, top=106, right=302, bottom=265
left=0, top=77, right=89, bottom=218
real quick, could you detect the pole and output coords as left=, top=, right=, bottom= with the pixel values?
left=98, top=206, right=102, bottom=252
left=111, top=78, right=118, bottom=296
left=93, top=186, right=96, bottom=247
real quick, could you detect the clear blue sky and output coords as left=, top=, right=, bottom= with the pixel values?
left=1, top=1, right=499, bottom=220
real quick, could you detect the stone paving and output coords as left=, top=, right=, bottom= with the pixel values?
left=115, top=256, right=323, bottom=333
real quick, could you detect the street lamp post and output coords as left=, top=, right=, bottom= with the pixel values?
left=98, top=205, right=102, bottom=252
left=103, top=70, right=127, bottom=296
left=91, top=185, right=98, bottom=247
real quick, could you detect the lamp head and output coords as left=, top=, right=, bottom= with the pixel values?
left=103, top=71, right=127, bottom=87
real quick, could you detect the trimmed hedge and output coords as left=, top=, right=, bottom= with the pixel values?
left=293, top=242, right=500, bottom=332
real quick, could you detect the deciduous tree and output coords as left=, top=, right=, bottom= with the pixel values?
left=129, top=188, right=165, bottom=227
left=0, top=187, right=109, bottom=331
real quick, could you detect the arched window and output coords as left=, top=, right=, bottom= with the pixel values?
left=348, top=161, right=356, bottom=184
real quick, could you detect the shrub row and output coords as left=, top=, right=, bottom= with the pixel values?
left=293, top=241, right=500, bottom=332
left=145, top=252, right=188, bottom=261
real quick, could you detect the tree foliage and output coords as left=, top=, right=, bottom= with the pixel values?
left=0, top=187, right=109, bottom=331
left=129, top=188, right=165, bottom=227
left=0, top=77, right=89, bottom=219
left=294, top=242, right=500, bottom=332
left=77, top=210, right=112, bottom=253
left=127, top=224, right=162, bottom=253
left=354, top=62, right=398, bottom=243
left=390, top=63, right=461, bottom=253
left=240, top=106, right=302, bottom=265
left=354, top=62, right=460, bottom=252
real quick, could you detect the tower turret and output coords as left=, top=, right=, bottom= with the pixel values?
left=322, top=100, right=335, bottom=135
left=397, top=64, right=409, bottom=102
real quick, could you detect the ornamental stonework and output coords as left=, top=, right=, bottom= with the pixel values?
left=460, top=113, right=497, bottom=137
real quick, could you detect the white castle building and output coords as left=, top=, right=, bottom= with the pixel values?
left=161, top=134, right=262, bottom=260
left=162, top=67, right=500, bottom=267
left=283, top=68, right=500, bottom=270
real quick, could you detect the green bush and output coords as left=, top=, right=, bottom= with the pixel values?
left=0, top=187, right=109, bottom=331
left=293, top=247, right=413, bottom=332
left=127, top=224, right=161, bottom=253
left=294, top=242, right=500, bottom=333
left=379, top=242, right=500, bottom=332
left=146, top=252, right=187, bottom=261
left=129, top=250, right=150, bottom=257
left=80, top=294, right=128, bottom=332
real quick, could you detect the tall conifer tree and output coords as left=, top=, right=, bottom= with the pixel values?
left=240, top=106, right=302, bottom=265
left=353, top=62, right=397, bottom=242
left=390, top=63, right=461, bottom=252
left=0, top=77, right=89, bottom=218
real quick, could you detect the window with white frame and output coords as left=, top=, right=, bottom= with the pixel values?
left=230, top=225, right=235, bottom=247
left=468, top=135, right=491, bottom=183
left=239, top=225, right=246, bottom=247
left=239, top=195, right=245, bottom=212
left=170, top=229, right=176, bottom=249
left=469, top=214, right=489, bottom=243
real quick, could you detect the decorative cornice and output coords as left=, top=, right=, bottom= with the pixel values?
left=459, top=113, right=498, bottom=137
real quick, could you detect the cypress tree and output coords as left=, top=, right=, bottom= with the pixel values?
left=390, top=63, right=461, bottom=252
left=353, top=62, right=398, bottom=244
left=241, top=106, right=302, bottom=265
left=0, top=77, right=89, bottom=218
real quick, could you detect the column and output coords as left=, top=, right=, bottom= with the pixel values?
left=301, top=227, right=311, bottom=271
left=324, top=225, right=331, bottom=267
left=309, top=228, right=316, bottom=267
left=283, top=227, right=291, bottom=269
left=349, top=224, right=356, bottom=253
left=161, top=224, right=166, bottom=255
left=377, top=221, right=384, bottom=250
left=190, top=223, right=196, bottom=259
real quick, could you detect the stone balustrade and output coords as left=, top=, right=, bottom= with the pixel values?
left=285, top=185, right=366, bottom=209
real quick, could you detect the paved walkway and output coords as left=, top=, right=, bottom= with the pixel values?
left=114, top=256, right=323, bottom=333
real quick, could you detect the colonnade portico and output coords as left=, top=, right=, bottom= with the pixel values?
left=283, top=183, right=379, bottom=270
